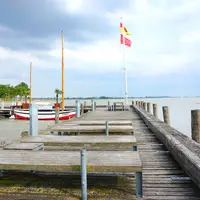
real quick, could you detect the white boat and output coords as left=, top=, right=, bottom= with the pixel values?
left=12, top=104, right=76, bottom=120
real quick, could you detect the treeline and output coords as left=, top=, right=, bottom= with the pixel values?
left=0, top=82, right=30, bottom=102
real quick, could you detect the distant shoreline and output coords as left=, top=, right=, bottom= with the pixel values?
left=28, top=96, right=200, bottom=100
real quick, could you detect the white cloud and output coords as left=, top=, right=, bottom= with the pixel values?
left=51, top=0, right=93, bottom=14
left=180, top=31, right=200, bottom=43
left=1, top=0, right=200, bottom=81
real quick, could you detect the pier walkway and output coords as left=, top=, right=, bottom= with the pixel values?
left=19, top=106, right=200, bottom=199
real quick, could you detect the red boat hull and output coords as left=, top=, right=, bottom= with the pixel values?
left=13, top=110, right=76, bottom=120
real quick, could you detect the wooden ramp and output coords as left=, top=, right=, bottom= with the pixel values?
left=21, top=135, right=137, bottom=151
left=131, top=109, right=200, bottom=199
left=0, top=150, right=141, bottom=173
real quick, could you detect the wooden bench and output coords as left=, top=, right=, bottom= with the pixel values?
left=3, top=143, right=44, bottom=151
left=49, top=125, right=133, bottom=135
left=63, top=120, right=133, bottom=126
left=21, top=135, right=137, bottom=151
left=0, top=150, right=142, bottom=197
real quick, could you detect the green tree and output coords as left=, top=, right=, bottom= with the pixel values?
left=54, top=89, right=62, bottom=104
left=15, top=82, right=30, bottom=102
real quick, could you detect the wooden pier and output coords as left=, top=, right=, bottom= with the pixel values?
left=0, top=102, right=200, bottom=199
left=0, top=109, right=12, bottom=118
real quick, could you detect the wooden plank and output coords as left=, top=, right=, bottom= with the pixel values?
left=0, top=151, right=142, bottom=172
left=63, top=120, right=133, bottom=126
left=21, top=135, right=137, bottom=146
left=49, top=125, right=133, bottom=133
left=3, top=143, right=44, bottom=151
left=21, top=135, right=137, bottom=151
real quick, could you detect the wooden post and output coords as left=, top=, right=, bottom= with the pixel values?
left=108, top=101, right=110, bottom=111
left=132, top=101, right=134, bottom=107
left=147, top=102, right=151, bottom=113
left=153, top=104, right=158, bottom=118
left=81, top=103, right=84, bottom=115
left=162, top=106, right=170, bottom=125
left=191, top=110, right=200, bottom=143
left=143, top=102, right=146, bottom=111
left=94, top=102, right=96, bottom=110
left=141, top=101, right=144, bottom=108
left=55, top=107, right=59, bottom=124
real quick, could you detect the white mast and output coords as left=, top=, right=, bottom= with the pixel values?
left=121, top=17, right=128, bottom=107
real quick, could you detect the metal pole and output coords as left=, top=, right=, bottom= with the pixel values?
left=61, top=31, right=65, bottom=111
left=106, top=120, right=109, bottom=136
left=91, top=100, right=94, bottom=112
left=136, top=171, right=143, bottom=198
left=133, top=146, right=137, bottom=151
left=30, top=62, right=32, bottom=104
left=76, top=101, right=80, bottom=118
left=55, top=107, right=59, bottom=124
left=81, top=149, right=87, bottom=200
left=29, top=104, right=38, bottom=136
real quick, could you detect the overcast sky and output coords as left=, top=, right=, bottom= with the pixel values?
left=0, top=0, right=200, bottom=97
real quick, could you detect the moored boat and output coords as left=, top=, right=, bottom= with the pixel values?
left=13, top=109, right=76, bottom=120
left=12, top=103, right=76, bottom=120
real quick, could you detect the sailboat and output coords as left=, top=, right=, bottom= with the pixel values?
left=13, top=107, right=76, bottom=120
left=12, top=31, right=76, bottom=120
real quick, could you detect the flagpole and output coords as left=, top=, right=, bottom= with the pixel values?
left=61, top=31, right=65, bottom=111
left=121, top=17, right=128, bottom=107
left=30, top=62, right=32, bottom=104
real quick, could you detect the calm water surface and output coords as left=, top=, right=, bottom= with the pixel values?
left=1, top=97, right=200, bottom=142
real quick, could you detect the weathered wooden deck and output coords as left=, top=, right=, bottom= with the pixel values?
left=133, top=116, right=200, bottom=199
left=51, top=107, right=200, bottom=199
left=2, top=106, right=200, bottom=199
left=19, top=109, right=200, bottom=200
left=0, top=150, right=141, bottom=172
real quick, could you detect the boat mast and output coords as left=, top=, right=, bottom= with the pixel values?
left=30, top=62, right=32, bottom=104
left=61, top=31, right=65, bottom=111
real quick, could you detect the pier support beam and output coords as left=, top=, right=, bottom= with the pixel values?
left=191, top=110, right=200, bottom=143
left=81, top=149, right=87, bottom=200
left=162, top=106, right=170, bottom=125
left=29, top=104, right=38, bottom=136
left=153, top=104, right=158, bottom=118
left=76, top=101, right=80, bottom=118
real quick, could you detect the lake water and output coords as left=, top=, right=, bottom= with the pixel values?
left=1, top=97, right=200, bottom=142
